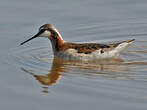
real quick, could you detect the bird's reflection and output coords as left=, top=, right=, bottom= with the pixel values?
left=21, top=58, right=64, bottom=93
left=21, top=57, right=131, bottom=93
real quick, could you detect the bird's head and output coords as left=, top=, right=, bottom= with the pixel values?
left=20, top=24, right=63, bottom=45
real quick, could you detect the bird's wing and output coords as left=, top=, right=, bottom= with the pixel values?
left=61, top=43, right=110, bottom=54
left=60, top=39, right=135, bottom=54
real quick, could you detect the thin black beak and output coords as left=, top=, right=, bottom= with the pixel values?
left=20, top=29, right=45, bottom=45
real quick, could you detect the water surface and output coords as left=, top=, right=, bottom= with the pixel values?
left=1, top=0, right=147, bottom=110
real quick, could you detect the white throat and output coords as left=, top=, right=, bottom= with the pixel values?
left=40, top=30, right=51, bottom=38
left=39, top=28, right=64, bottom=41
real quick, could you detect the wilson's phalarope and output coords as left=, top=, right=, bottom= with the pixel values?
left=20, top=24, right=135, bottom=61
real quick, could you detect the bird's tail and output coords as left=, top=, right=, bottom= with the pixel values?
left=125, top=39, right=135, bottom=43
left=113, top=39, right=135, bottom=53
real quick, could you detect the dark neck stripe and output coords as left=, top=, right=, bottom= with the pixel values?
left=47, top=28, right=61, bottom=52
left=54, top=37, right=59, bottom=51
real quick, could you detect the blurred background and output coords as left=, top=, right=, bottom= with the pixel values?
left=1, top=0, right=147, bottom=110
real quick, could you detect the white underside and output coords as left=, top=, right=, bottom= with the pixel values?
left=55, top=42, right=131, bottom=61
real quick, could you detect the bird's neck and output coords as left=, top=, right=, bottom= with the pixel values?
left=49, top=33, right=65, bottom=54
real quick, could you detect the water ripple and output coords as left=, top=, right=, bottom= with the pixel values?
left=8, top=20, right=147, bottom=89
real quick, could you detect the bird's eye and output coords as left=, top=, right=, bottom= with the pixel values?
left=39, top=28, right=43, bottom=31
left=39, top=28, right=46, bottom=32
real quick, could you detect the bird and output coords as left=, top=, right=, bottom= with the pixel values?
left=20, top=24, right=135, bottom=61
